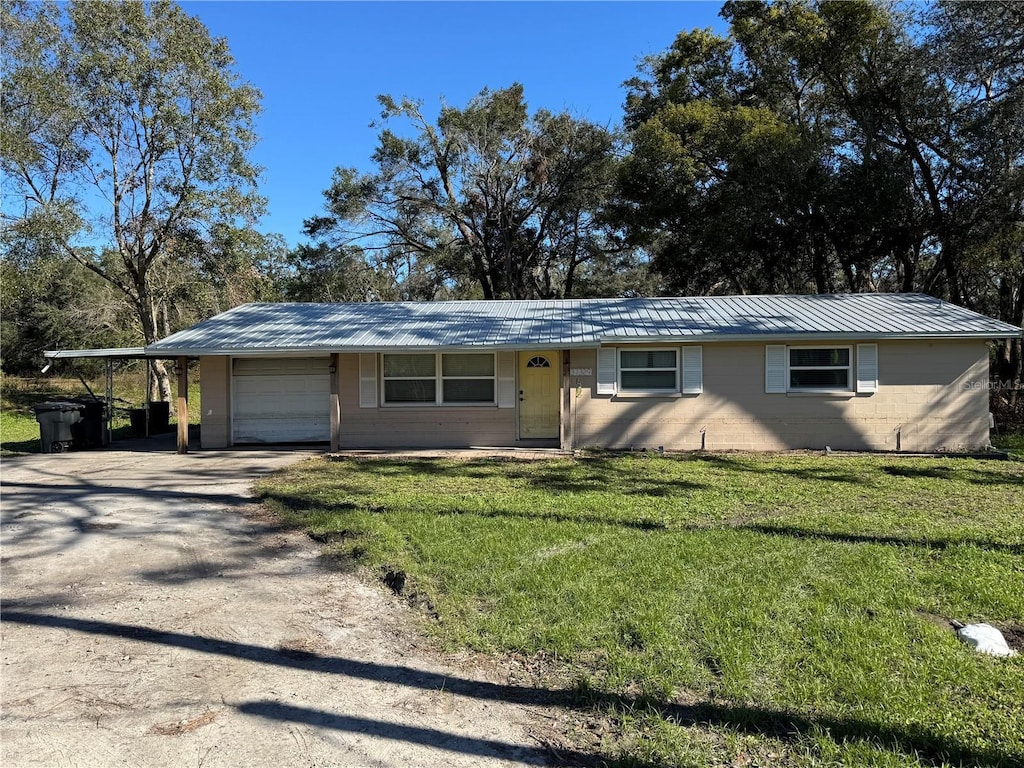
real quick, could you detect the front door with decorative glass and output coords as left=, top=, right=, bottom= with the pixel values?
left=518, top=352, right=559, bottom=439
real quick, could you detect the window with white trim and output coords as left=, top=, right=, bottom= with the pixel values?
left=618, top=348, right=679, bottom=393
left=383, top=354, right=436, bottom=403
left=381, top=353, right=495, bottom=405
left=441, top=353, right=495, bottom=403
left=788, top=347, right=851, bottom=391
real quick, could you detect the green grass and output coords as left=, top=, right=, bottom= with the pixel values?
left=258, top=453, right=1024, bottom=767
left=993, top=432, right=1024, bottom=457
left=1, top=373, right=200, bottom=454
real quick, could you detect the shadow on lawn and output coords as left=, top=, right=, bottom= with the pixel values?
left=261, top=488, right=668, bottom=532
left=3, top=609, right=1015, bottom=768
left=436, top=506, right=666, bottom=531
left=0, top=437, right=43, bottom=455
left=691, top=453, right=870, bottom=484
left=694, top=453, right=1023, bottom=488
left=322, top=455, right=707, bottom=496
left=734, top=523, right=1024, bottom=556
left=882, top=464, right=1024, bottom=486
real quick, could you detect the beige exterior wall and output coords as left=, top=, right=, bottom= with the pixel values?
left=569, top=340, right=991, bottom=452
left=199, top=355, right=231, bottom=448
left=198, top=341, right=991, bottom=452
left=335, top=353, right=519, bottom=448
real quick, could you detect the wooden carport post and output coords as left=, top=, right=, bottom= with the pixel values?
left=176, top=356, right=189, bottom=454
left=105, top=357, right=114, bottom=445
left=330, top=353, right=341, bottom=452
left=561, top=349, right=571, bottom=451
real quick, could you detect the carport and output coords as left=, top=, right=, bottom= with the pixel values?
left=43, top=347, right=195, bottom=454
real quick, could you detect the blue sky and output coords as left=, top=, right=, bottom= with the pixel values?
left=182, top=1, right=728, bottom=246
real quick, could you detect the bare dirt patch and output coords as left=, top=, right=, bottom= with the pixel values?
left=997, top=624, right=1024, bottom=652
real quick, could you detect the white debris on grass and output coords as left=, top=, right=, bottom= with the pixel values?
left=956, top=623, right=1018, bottom=657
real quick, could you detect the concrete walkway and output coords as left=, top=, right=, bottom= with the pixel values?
left=1, top=444, right=563, bottom=767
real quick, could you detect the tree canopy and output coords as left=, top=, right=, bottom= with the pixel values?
left=303, top=85, right=649, bottom=300
left=614, top=0, right=1022, bottom=379
left=2, top=0, right=1021, bottom=386
left=1, top=0, right=267, bottom=394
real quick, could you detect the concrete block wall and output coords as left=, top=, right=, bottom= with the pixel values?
left=198, top=355, right=231, bottom=448
left=567, top=340, right=990, bottom=452
left=334, top=353, right=518, bottom=448
left=198, top=340, right=991, bottom=452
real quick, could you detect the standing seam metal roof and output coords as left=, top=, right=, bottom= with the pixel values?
left=144, top=294, right=1022, bottom=355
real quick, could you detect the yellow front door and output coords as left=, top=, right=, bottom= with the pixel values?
left=519, top=352, right=559, bottom=438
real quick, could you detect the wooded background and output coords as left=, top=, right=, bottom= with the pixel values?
left=3, top=1, right=1021, bottom=399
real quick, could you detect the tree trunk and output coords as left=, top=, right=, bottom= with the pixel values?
left=152, top=359, right=172, bottom=402
left=137, top=285, right=172, bottom=402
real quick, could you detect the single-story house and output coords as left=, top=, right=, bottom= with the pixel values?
left=115, top=293, right=1018, bottom=454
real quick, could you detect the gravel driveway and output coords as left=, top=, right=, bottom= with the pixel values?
left=1, top=443, right=563, bottom=767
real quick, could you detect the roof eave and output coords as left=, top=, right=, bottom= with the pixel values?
left=143, top=329, right=1021, bottom=358
left=144, top=342, right=597, bottom=356
left=599, top=331, right=1022, bottom=343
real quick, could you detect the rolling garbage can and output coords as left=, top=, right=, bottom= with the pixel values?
left=69, top=397, right=109, bottom=448
left=32, top=401, right=85, bottom=453
left=129, top=401, right=171, bottom=437
left=128, top=408, right=146, bottom=437
left=148, top=401, right=171, bottom=433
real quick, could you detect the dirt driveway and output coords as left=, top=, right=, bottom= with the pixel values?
left=1, top=443, right=568, bottom=767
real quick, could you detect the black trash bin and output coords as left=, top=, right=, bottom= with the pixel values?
left=129, top=407, right=148, bottom=437
left=32, top=401, right=85, bottom=453
left=148, top=401, right=171, bottom=433
left=129, top=401, right=171, bottom=437
left=69, top=397, right=109, bottom=448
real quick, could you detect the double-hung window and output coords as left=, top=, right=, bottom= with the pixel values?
left=382, top=354, right=437, bottom=403
left=618, top=349, right=679, bottom=393
left=788, top=347, right=851, bottom=391
left=381, top=353, right=495, bottom=405
left=441, top=353, right=495, bottom=403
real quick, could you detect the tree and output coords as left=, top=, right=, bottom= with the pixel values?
left=1, top=0, right=264, bottom=399
left=616, top=0, right=1023, bottom=382
left=281, top=243, right=396, bottom=302
left=0, top=242, right=136, bottom=375
left=305, top=84, right=637, bottom=300
left=929, top=0, right=1024, bottom=382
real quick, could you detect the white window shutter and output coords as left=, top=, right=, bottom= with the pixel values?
left=497, top=351, right=516, bottom=408
left=765, top=345, right=787, bottom=393
left=682, top=346, right=703, bottom=394
left=596, top=347, right=617, bottom=395
left=358, top=353, right=377, bottom=408
left=856, top=343, right=878, bottom=393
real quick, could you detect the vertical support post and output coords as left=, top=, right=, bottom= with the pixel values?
left=560, top=349, right=571, bottom=451
left=144, top=360, right=151, bottom=437
left=176, top=356, right=189, bottom=454
left=330, top=353, right=341, bottom=453
left=105, top=358, right=114, bottom=445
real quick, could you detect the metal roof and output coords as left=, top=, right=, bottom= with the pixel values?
left=44, top=347, right=148, bottom=359
left=141, top=294, right=1021, bottom=356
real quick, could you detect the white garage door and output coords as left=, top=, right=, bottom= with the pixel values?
left=232, top=357, right=331, bottom=444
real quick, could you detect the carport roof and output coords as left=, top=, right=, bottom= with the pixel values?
left=134, top=293, right=1021, bottom=356
left=44, top=347, right=148, bottom=359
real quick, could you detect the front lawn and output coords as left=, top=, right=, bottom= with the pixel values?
left=258, top=453, right=1024, bottom=767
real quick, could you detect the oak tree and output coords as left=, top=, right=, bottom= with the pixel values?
left=306, top=85, right=634, bottom=300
